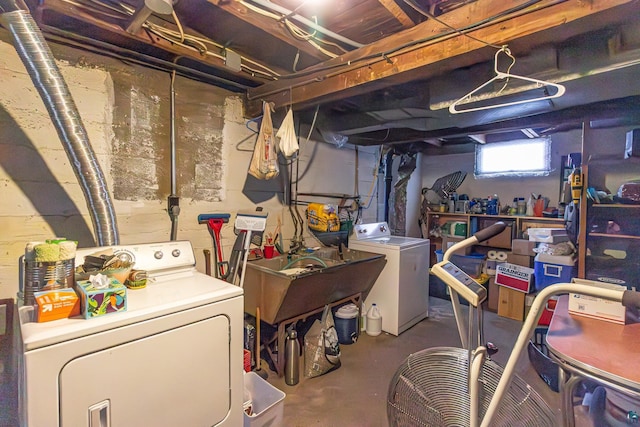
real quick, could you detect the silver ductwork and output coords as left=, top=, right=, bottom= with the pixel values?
left=1, top=7, right=119, bottom=246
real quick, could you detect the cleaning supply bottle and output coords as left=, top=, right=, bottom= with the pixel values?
left=366, top=303, right=382, bottom=336
left=285, top=328, right=300, bottom=385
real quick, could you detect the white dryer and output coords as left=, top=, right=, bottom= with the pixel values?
left=16, top=240, right=244, bottom=427
left=349, top=222, right=430, bottom=336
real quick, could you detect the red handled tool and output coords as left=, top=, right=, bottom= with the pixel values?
left=198, top=213, right=230, bottom=279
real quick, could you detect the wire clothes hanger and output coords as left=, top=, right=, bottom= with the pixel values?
left=449, top=46, right=566, bottom=114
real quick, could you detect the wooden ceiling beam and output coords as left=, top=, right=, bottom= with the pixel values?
left=248, top=0, right=637, bottom=110
left=206, top=0, right=333, bottom=61
left=377, top=0, right=416, bottom=28
left=34, top=0, right=279, bottom=84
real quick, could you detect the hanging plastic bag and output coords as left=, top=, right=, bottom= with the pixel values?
left=248, top=102, right=279, bottom=180
left=304, top=305, right=341, bottom=378
left=276, top=108, right=299, bottom=158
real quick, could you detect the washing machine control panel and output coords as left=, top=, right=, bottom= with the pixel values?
left=75, top=241, right=196, bottom=273
left=353, top=222, right=392, bottom=240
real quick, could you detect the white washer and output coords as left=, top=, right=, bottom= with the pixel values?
left=348, top=222, right=430, bottom=336
left=16, top=240, right=244, bottom=427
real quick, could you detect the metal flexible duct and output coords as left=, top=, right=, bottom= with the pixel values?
left=1, top=6, right=119, bottom=245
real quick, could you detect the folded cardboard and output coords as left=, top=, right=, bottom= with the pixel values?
left=76, top=278, right=127, bottom=319
left=568, top=278, right=627, bottom=324
left=495, top=262, right=534, bottom=293
left=34, top=288, right=80, bottom=322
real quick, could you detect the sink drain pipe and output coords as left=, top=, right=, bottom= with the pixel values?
left=0, top=1, right=119, bottom=246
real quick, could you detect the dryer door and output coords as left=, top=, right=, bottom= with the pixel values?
left=60, top=315, right=230, bottom=426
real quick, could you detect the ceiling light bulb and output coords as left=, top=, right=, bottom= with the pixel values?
left=145, top=0, right=174, bottom=15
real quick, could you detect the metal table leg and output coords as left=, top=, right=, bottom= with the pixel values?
left=558, top=367, right=582, bottom=427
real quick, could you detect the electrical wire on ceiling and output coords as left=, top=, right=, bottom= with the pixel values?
left=56, top=0, right=281, bottom=80
left=251, top=0, right=563, bottom=94
left=238, top=0, right=347, bottom=59
left=402, top=0, right=504, bottom=50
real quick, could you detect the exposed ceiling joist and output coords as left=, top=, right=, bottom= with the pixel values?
left=377, top=0, right=416, bottom=28
left=206, top=0, right=332, bottom=61
left=247, top=0, right=637, bottom=111
left=34, top=0, right=285, bottom=84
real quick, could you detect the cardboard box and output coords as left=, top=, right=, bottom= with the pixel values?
left=487, top=277, right=499, bottom=313
left=498, top=286, right=525, bottom=321
left=76, top=278, right=127, bottom=319
left=568, top=279, right=627, bottom=324
left=34, top=288, right=80, bottom=322
left=441, top=235, right=470, bottom=254
left=506, top=253, right=532, bottom=267
left=528, top=228, right=569, bottom=243
left=511, top=239, right=537, bottom=256
left=495, top=262, right=534, bottom=293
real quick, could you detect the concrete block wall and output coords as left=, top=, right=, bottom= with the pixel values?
left=0, top=34, right=381, bottom=299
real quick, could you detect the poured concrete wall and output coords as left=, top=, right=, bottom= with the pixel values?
left=0, top=33, right=380, bottom=299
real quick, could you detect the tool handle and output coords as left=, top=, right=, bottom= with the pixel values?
left=197, top=213, right=230, bottom=223
left=473, top=221, right=506, bottom=243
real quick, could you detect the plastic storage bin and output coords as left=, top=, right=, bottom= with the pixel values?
left=243, top=372, right=286, bottom=427
left=435, top=250, right=485, bottom=278
left=534, top=253, right=577, bottom=291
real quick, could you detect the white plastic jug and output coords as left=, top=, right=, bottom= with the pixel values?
left=366, top=303, right=382, bottom=336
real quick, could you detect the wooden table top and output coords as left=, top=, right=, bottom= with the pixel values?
left=546, top=295, right=640, bottom=391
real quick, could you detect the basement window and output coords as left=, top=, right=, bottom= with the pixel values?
left=474, top=137, right=551, bottom=178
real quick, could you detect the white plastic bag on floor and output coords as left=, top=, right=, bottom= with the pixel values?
left=248, top=102, right=279, bottom=180
left=276, top=108, right=299, bottom=158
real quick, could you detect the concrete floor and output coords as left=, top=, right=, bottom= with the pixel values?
left=262, top=297, right=568, bottom=427
left=2, top=297, right=600, bottom=426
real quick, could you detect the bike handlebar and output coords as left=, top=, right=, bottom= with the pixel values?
left=474, top=221, right=506, bottom=243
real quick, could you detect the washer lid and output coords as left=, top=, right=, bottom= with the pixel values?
left=351, top=235, right=428, bottom=250
left=19, top=270, right=242, bottom=350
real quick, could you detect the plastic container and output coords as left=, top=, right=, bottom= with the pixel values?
left=243, top=372, right=286, bottom=427
left=435, top=250, right=486, bottom=278
left=334, top=304, right=359, bottom=344
left=534, top=253, right=577, bottom=291
left=366, top=303, right=382, bottom=336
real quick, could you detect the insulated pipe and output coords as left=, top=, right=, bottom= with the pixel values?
left=0, top=5, right=119, bottom=246
left=383, top=151, right=394, bottom=223
left=168, top=70, right=180, bottom=241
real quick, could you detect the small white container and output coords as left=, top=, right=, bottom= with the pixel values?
left=243, top=372, right=286, bottom=427
left=366, top=303, right=382, bottom=336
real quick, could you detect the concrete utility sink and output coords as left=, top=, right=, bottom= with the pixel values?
left=243, top=248, right=386, bottom=325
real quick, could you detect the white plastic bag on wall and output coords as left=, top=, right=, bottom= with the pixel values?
left=276, top=108, right=299, bottom=158
left=248, top=102, right=279, bottom=180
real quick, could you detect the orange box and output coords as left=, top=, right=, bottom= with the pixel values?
left=34, top=288, right=80, bottom=322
